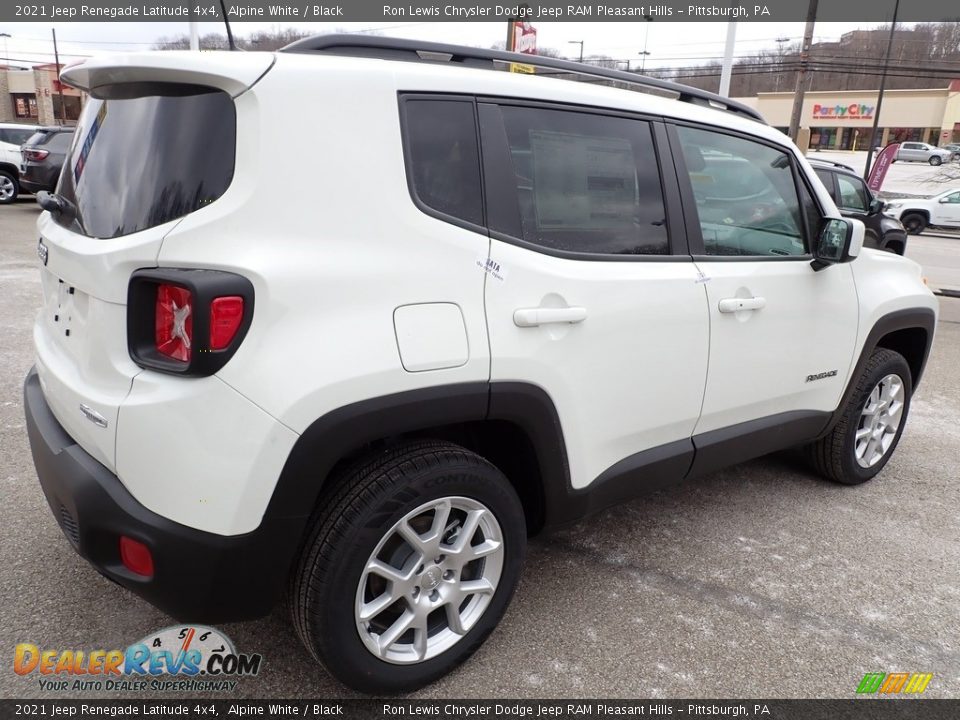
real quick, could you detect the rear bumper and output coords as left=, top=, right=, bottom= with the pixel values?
left=19, top=178, right=52, bottom=195
left=23, top=367, right=302, bottom=623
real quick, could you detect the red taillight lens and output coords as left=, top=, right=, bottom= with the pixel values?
left=119, top=536, right=154, bottom=578
left=155, top=284, right=193, bottom=362
left=22, top=148, right=49, bottom=161
left=210, top=296, right=244, bottom=350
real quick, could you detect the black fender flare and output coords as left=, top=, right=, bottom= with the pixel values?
left=817, top=306, right=936, bottom=438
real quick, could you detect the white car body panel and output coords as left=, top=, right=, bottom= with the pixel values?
left=30, top=49, right=938, bottom=537
left=883, top=188, right=960, bottom=229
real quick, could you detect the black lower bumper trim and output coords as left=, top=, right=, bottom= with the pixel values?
left=23, top=368, right=304, bottom=623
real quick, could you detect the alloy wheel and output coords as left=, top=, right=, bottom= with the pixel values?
left=354, top=496, right=504, bottom=665
left=0, top=175, right=14, bottom=201
left=855, top=373, right=905, bottom=468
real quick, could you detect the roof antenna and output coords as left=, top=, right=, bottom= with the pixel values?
left=217, top=0, right=237, bottom=50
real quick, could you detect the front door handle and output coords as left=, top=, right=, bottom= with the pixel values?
left=513, top=307, right=588, bottom=327
left=718, top=297, right=766, bottom=313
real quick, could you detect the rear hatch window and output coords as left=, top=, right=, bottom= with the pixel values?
left=54, top=83, right=236, bottom=239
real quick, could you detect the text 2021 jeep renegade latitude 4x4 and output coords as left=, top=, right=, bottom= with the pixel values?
left=23, top=37, right=937, bottom=693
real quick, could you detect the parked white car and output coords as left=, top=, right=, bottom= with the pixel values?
left=894, top=142, right=954, bottom=166
left=23, top=36, right=938, bottom=693
left=0, top=122, right=40, bottom=203
left=883, top=188, right=960, bottom=234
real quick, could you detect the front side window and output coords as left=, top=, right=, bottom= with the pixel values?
left=836, top=174, right=869, bottom=212
left=402, top=99, right=483, bottom=228
left=943, top=191, right=960, bottom=204
left=676, top=125, right=809, bottom=257
left=494, top=106, right=669, bottom=256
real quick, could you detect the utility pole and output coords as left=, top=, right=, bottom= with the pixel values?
left=788, top=0, right=818, bottom=143
left=189, top=22, right=199, bottom=51
left=568, top=40, right=584, bottom=63
left=51, top=28, right=66, bottom=125
left=774, top=36, right=789, bottom=91
left=719, top=22, right=738, bottom=97
left=640, top=15, right=652, bottom=74
left=863, top=0, right=901, bottom=180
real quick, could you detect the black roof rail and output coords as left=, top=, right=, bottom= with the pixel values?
left=279, top=34, right=766, bottom=124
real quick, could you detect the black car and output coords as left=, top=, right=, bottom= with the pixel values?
left=19, top=128, right=74, bottom=196
left=809, top=158, right=908, bottom=255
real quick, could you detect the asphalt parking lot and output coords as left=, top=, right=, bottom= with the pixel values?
left=1, top=197, right=959, bottom=700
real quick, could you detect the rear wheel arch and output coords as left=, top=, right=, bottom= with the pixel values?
left=268, top=382, right=568, bottom=543
left=0, top=161, right=19, bottom=177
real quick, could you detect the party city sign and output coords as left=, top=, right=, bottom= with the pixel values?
left=812, top=102, right=876, bottom=120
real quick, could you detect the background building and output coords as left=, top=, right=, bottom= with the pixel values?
left=735, top=81, right=960, bottom=151
left=0, top=63, right=84, bottom=126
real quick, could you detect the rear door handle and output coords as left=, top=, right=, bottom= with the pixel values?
left=718, top=297, right=766, bottom=313
left=513, top=307, right=588, bottom=327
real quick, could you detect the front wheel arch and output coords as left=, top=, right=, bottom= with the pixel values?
left=817, top=308, right=934, bottom=442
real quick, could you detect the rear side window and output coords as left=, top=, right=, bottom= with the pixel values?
left=494, top=106, right=668, bottom=256
left=0, top=128, right=35, bottom=145
left=402, top=99, right=483, bottom=228
left=54, top=84, right=236, bottom=239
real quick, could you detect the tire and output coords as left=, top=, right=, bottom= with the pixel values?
left=0, top=170, right=18, bottom=205
left=288, top=440, right=526, bottom=694
left=929, top=156, right=942, bottom=166
left=901, top=213, right=927, bottom=235
left=804, top=348, right=912, bottom=485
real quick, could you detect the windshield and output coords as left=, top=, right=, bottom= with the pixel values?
left=54, top=84, right=236, bottom=239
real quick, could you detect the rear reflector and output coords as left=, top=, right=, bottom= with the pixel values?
left=210, top=296, right=244, bottom=350
left=119, top=536, right=154, bottom=578
left=155, top=284, right=193, bottom=362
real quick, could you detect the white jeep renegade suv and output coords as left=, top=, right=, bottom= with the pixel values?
left=24, top=36, right=937, bottom=693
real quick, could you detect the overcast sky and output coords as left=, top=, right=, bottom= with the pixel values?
left=1, top=20, right=896, bottom=70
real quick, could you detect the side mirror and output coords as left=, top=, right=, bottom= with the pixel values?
left=812, top=218, right=864, bottom=271
left=869, top=198, right=884, bottom=214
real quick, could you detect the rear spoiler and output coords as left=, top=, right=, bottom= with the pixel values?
left=60, top=52, right=275, bottom=98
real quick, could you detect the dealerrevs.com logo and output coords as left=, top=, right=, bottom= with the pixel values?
left=14, top=625, right=262, bottom=692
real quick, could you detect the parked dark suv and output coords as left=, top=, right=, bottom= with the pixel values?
left=19, top=128, right=74, bottom=196
left=810, top=158, right=908, bottom=255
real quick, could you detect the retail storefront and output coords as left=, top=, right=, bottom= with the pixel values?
left=0, top=63, right=84, bottom=126
left=735, top=81, right=960, bottom=151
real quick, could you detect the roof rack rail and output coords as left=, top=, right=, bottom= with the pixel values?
left=806, top=157, right=856, bottom=172
left=279, top=34, right=766, bottom=124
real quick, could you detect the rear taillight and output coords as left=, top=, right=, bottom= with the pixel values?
left=22, top=148, right=49, bottom=162
left=155, top=284, right=193, bottom=362
left=210, top=296, right=244, bottom=350
left=128, top=269, right=254, bottom=376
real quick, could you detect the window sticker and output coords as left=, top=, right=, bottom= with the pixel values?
left=528, top=130, right=636, bottom=231
left=73, top=102, right=107, bottom=185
